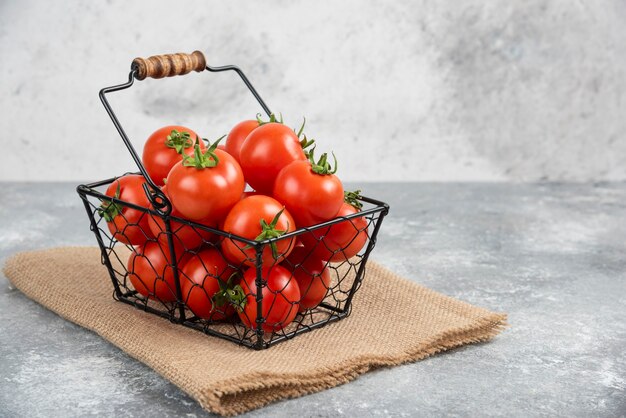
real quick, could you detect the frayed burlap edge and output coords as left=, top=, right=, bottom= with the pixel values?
left=200, top=313, right=507, bottom=416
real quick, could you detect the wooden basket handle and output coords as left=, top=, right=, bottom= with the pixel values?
left=131, top=51, right=206, bottom=80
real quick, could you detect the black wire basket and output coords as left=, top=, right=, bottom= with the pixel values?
left=76, top=51, right=389, bottom=349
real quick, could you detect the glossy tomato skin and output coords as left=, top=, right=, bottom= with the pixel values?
left=225, top=120, right=259, bottom=164
left=104, top=174, right=154, bottom=246
left=239, top=123, right=306, bottom=194
left=273, top=160, right=344, bottom=227
left=127, top=240, right=188, bottom=302
left=301, top=202, right=368, bottom=262
left=222, top=196, right=296, bottom=267
left=166, top=149, right=245, bottom=222
left=284, top=246, right=330, bottom=311
left=147, top=186, right=216, bottom=251
left=180, top=247, right=237, bottom=320
left=142, top=125, right=203, bottom=186
left=238, top=265, right=300, bottom=332
left=240, top=190, right=261, bottom=199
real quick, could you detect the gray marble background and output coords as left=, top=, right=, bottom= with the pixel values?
left=1, top=0, right=625, bottom=182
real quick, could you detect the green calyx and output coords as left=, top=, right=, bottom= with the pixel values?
left=164, top=129, right=193, bottom=154
left=97, top=181, right=123, bottom=222
left=213, top=273, right=247, bottom=312
left=295, top=117, right=315, bottom=158
left=182, top=136, right=225, bottom=169
left=256, top=112, right=283, bottom=125
left=244, top=208, right=288, bottom=259
left=308, top=148, right=338, bottom=175
left=344, top=189, right=363, bottom=210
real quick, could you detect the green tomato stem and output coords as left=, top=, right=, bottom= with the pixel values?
left=97, top=180, right=123, bottom=221
left=344, top=189, right=364, bottom=210
left=308, top=148, right=338, bottom=175
left=214, top=274, right=247, bottom=312
left=164, top=129, right=193, bottom=154
left=182, top=135, right=225, bottom=169
left=256, top=112, right=283, bottom=125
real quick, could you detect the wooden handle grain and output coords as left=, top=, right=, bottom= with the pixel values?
left=131, top=51, right=206, bottom=80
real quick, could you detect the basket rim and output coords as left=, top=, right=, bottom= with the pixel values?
left=77, top=174, right=390, bottom=247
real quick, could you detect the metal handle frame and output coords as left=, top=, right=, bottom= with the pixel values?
left=87, top=55, right=391, bottom=349
left=98, top=62, right=272, bottom=216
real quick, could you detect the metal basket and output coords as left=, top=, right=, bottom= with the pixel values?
left=76, top=51, right=389, bottom=349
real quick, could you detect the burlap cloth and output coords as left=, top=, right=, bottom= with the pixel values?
left=3, top=247, right=507, bottom=416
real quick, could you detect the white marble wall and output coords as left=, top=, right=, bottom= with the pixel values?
left=1, top=0, right=624, bottom=182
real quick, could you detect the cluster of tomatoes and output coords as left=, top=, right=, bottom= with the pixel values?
left=98, top=115, right=368, bottom=332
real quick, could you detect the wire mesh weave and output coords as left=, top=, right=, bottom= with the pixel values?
left=77, top=176, right=388, bottom=349
left=78, top=53, right=389, bottom=349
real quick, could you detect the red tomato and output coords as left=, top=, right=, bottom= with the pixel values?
left=224, top=120, right=259, bottom=164
left=127, top=240, right=187, bottom=302
left=238, top=265, right=300, bottom=332
left=167, top=148, right=245, bottom=222
left=180, top=247, right=237, bottom=320
left=222, top=195, right=296, bottom=267
left=239, top=123, right=306, bottom=194
left=240, top=190, right=261, bottom=199
left=147, top=186, right=216, bottom=250
left=273, top=158, right=344, bottom=227
left=99, top=174, right=154, bottom=246
left=301, top=202, right=368, bottom=261
left=142, top=126, right=203, bottom=186
left=284, top=246, right=330, bottom=311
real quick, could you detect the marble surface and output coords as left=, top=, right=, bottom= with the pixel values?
left=0, top=182, right=625, bottom=417
left=1, top=0, right=626, bottom=182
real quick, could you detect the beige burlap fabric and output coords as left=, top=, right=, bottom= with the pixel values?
left=3, top=247, right=507, bottom=416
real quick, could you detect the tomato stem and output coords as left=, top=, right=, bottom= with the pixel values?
left=300, top=135, right=315, bottom=157
left=294, top=117, right=316, bottom=157
left=295, top=117, right=306, bottom=138
left=308, top=148, right=338, bottom=175
left=256, top=112, right=283, bottom=125
left=344, top=189, right=364, bottom=210
left=97, top=180, right=123, bottom=222
left=182, top=136, right=224, bottom=169
left=243, top=208, right=288, bottom=259
left=214, top=273, right=246, bottom=311
left=164, top=129, right=193, bottom=154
